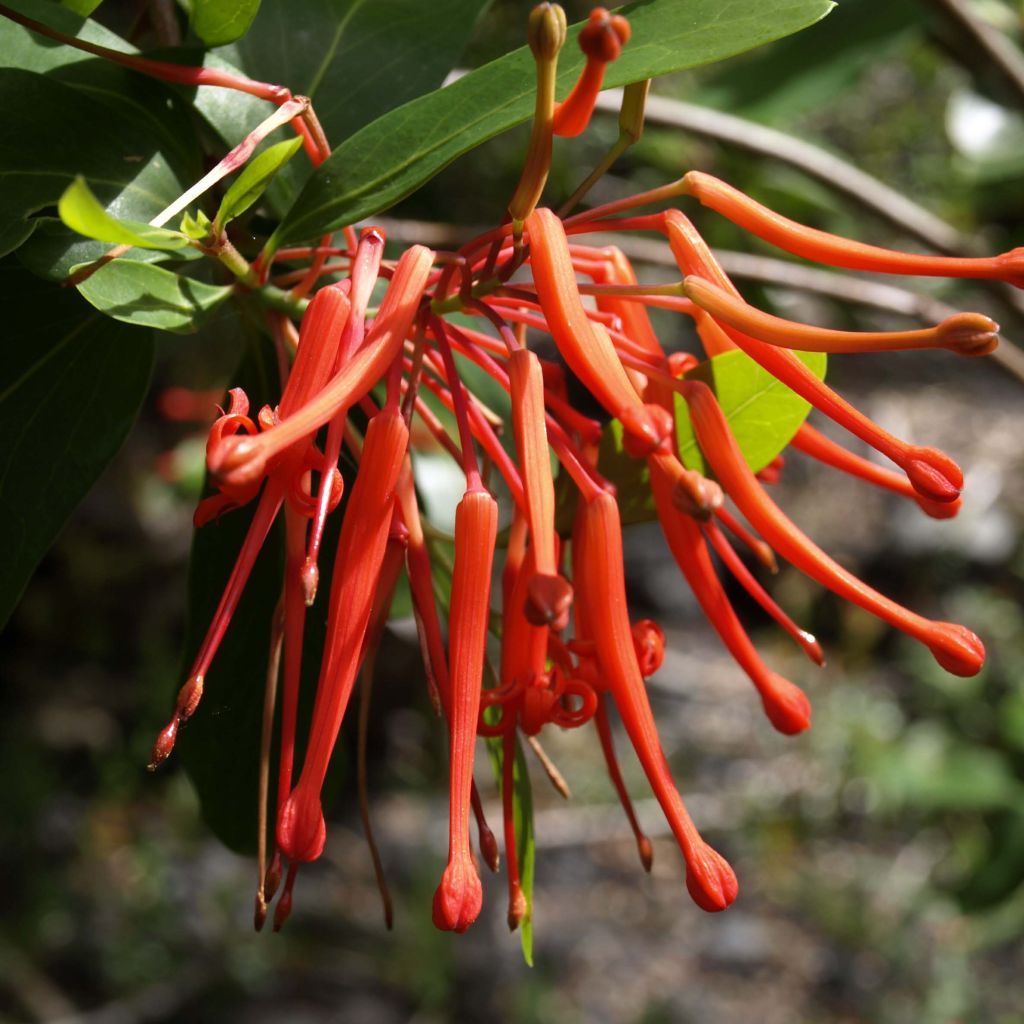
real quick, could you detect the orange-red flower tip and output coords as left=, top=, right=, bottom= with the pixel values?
left=432, top=857, right=484, bottom=933
left=670, top=467, right=724, bottom=521
left=903, top=446, right=963, bottom=503
left=276, top=787, right=327, bottom=863
left=578, top=8, right=630, bottom=63
left=915, top=494, right=963, bottom=520
left=685, top=843, right=739, bottom=913
left=631, top=618, right=666, bottom=677
left=761, top=673, right=813, bottom=735
left=995, top=246, right=1024, bottom=288
left=525, top=573, right=574, bottom=630
left=801, top=631, right=826, bottom=667
left=301, top=557, right=319, bottom=607
left=620, top=403, right=672, bottom=457
left=937, top=312, right=1000, bottom=356
left=272, top=885, right=293, bottom=932
left=925, top=622, right=986, bottom=677
left=208, top=433, right=267, bottom=491
left=508, top=882, right=528, bottom=931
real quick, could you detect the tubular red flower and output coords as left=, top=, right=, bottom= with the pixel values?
left=682, top=171, right=1024, bottom=287
left=575, top=489, right=738, bottom=910
left=680, top=380, right=985, bottom=677
left=433, top=488, right=499, bottom=933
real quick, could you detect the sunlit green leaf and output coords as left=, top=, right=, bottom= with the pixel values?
left=278, top=0, right=835, bottom=243
left=215, top=137, right=304, bottom=229
left=59, top=177, right=191, bottom=251
left=676, top=349, right=827, bottom=475
left=190, top=0, right=262, bottom=46
left=73, top=260, right=233, bottom=332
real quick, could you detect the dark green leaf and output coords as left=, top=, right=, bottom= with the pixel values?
left=0, top=259, right=153, bottom=627
left=73, top=260, right=234, bottom=332
left=1, top=0, right=133, bottom=74
left=60, top=0, right=104, bottom=15
left=227, top=0, right=493, bottom=160
left=190, top=0, right=261, bottom=46
left=215, top=137, right=304, bottom=229
left=278, top=0, right=835, bottom=243
left=59, top=177, right=191, bottom=250
left=0, top=62, right=195, bottom=259
left=675, top=349, right=827, bottom=475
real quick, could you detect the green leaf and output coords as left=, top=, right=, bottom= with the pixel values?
left=0, top=259, right=153, bottom=627
left=278, top=0, right=835, bottom=243
left=61, top=0, right=104, bottom=15
left=215, top=137, right=304, bottom=229
left=1, top=0, right=134, bottom=74
left=180, top=209, right=214, bottom=241
left=190, top=0, right=262, bottom=46
left=226, top=0, right=494, bottom=176
left=485, top=734, right=536, bottom=966
left=0, top=61, right=196, bottom=260
left=675, top=349, right=827, bottom=475
left=73, top=260, right=234, bottom=332
left=59, top=177, right=191, bottom=251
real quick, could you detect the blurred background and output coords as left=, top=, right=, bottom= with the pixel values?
left=2, top=0, right=1024, bottom=1021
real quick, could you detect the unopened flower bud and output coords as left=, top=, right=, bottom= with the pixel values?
left=528, top=2, right=567, bottom=60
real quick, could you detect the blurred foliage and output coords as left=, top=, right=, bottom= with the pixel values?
left=2, top=0, right=1024, bottom=1021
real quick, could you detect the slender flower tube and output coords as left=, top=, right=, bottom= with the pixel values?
left=575, top=490, right=738, bottom=910
left=277, top=405, right=410, bottom=863
left=682, top=171, right=1024, bottom=287
left=433, top=488, right=499, bottom=933
left=526, top=207, right=670, bottom=454
left=681, top=380, right=985, bottom=677
left=791, top=423, right=961, bottom=520
left=508, top=348, right=574, bottom=627
left=211, top=246, right=432, bottom=491
left=683, top=276, right=999, bottom=356
left=552, top=8, right=631, bottom=137
left=649, top=459, right=812, bottom=734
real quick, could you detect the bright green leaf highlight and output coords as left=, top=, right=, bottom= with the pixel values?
left=215, top=137, right=304, bottom=230
left=180, top=209, right=213, bottom=241
left=675, top=349, right=827, bottom=475
left=278, top=0, right=835, bottom=243
left=191, top=0, right=262, bottom=46
left=60, top=0, right=104, bottom=15
left=73, top=261, right=233, bottom=332
left=59, top=177, right=190, bottom=251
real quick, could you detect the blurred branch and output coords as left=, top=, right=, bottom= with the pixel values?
left=923, top=0, right=1024, bottom=108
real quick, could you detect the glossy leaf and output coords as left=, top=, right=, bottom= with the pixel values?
left=73, top=260, right=234, bottom=332
left=0, top=259, right=153, bottom=627
left=675, top=349, right=827, bottom=476
left=215, top=137, right=304, bottom=229
left=0, top=61, right=195, bottom=260
left=190, top=0, right=261, bottom=46
left=278, top=0, right=835, bottom=243
left=60, top=0, right=104, bottom=14
left=228, top=0, right=493, bottom=149
left=59, top=177, right=191, bottom=250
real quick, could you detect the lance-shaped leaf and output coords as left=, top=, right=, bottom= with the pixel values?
left=0, top=259, right=153, bottom=627
left=59, top=177, right=192, bottom=251
left=73, top=260, right=234, bottom=332
left=214, top=137, right=304, bottom=231
left=277, top=0, right=835, bottom=243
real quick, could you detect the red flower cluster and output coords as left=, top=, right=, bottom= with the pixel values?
left=141, top=3, right=1016, bottom=934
